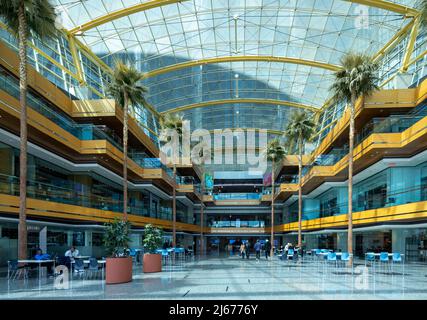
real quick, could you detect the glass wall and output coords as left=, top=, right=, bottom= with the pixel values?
left=0, top=142, right=195, bottom=224
left=283, top=162, right=427, bottom=223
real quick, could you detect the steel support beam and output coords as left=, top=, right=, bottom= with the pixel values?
left=373, top=19, right=415, bottom=62
left=143, top=56, right=341, bottom=79
left=67, top=34, right=85, bottom=85
left=69, top=0, right=187, bottom=35
left=400, top=17, right=420, bottom=72
left=161, top=99, right=319, bottom=114
left=347, top=0, right=418, bottom=16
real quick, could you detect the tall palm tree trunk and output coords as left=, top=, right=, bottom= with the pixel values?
left=122, top=92, right=129, bottom=221
left=270, top=159, right=275, bottom=257
left=347, top=95, right=356, bottom=264
left=297, top=138, right=303, bottom=248
left=172, top=164, right=176, bottom=247
left=18, top=1, right=28, bottom=260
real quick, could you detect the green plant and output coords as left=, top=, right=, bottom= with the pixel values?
left=143, top=224, right=163, bottom=254
left=103, top=218, right=131, bottom=257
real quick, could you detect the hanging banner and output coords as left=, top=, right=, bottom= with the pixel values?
left=263, top=172, right=272, bottom=186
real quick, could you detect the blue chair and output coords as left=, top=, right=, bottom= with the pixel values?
left=365, top=252, right=376, bottom=268
left=391, top=252, right=404, bottom=274
left=73, top=258, right=85, bottom=274
left=87, top=258, right=100, bottom=279
left=161, top=249, right=170, bottom=265
left=286, top=249, right=295, bottom=261
left=340, top=252, right=350, bottom=266
left=327, top=252, right=337, bottom=265
left=379, top=252, right=391, bottom=273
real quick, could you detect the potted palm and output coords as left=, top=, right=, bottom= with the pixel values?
left=143, top=224, right=163, bottom=273
left=103, top=218, right=133, bottom=284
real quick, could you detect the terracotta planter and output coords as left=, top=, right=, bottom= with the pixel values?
left=143, top=253, right=162, bottom=273
left=105, top=257, right=132, bottom=284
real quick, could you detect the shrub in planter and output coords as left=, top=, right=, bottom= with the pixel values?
left=143, top=224, right=163, bottom=273
left=103, top=218, right=133, bottom=284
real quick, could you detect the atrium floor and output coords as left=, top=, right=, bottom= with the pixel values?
left=1, top=256, right=427, bottom=300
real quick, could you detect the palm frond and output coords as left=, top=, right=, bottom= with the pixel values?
left=264, top=138, right=286, bottom=162
left=284, top=111, right=316, bottom=150
left=417, top=0, right=427, bottom=26
left=159, top=113, right=184, bottom=136
left=0, top=0, right=57, bottom=39
left=330, top=53, right=379, bottom=104
left=107, top=60, right=148, bottom=113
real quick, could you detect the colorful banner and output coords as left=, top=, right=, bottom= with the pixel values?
left=263, top=172, right=272, bottom=186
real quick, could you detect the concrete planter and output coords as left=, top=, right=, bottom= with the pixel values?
left=105, top=257, right=132, bottom=284
left=143, top=253, right=162, bottom=273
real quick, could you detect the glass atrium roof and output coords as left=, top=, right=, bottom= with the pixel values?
left=53, top=0, right=419, bottom=131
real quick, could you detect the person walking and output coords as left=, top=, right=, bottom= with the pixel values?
left=264, top=239, right=271, bottom=259
left=240, top=242, right=246, bottom=259
left=245, top=241, right=251, bottom=259
left=254, top=240, right=262, bottom=261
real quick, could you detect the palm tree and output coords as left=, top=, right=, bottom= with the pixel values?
left=330, top=53, right=378, bottom=263
left=0, top=0, right=56, bottom=260
left=107, top=61, right=148, bottom=221
left=159, top=113, right=184, bottom=247
left=264, top=138, right=286, bottom=257
left=417, top=0, right=427, bottom=26
left=284, top=111, right=315, bottom=248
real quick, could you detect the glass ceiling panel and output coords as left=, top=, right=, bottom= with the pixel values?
left=53, top=0, right=417, bottom=122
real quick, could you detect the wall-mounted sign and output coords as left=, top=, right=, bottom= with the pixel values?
left=204, top=173, right=214, bottom=190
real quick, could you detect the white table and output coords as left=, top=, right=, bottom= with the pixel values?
left=70, top=259, right=106, bottom=279
left=17, top=259, right=55, bottom=286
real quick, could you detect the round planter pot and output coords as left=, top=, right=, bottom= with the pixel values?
left=143, top=253, right=162, bottom=273
left=105, top=257, right=133, bottom=284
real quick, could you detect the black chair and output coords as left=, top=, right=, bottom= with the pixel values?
left=8, top=260, right=28, bottom=280
left=73, top=258, right=85, bottom=276
left=87, top=257, right=100, bottom=279
left=57, top=256, right=71, bottom=270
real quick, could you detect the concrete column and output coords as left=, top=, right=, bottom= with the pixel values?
left=84, top=231, right=92, bottom=256
left=392, top=229, right=406, bottom=254
left=67, top=231, right=73, bottom=246
left=129, top=233, right=140, bottom=248
left=336, top=232, right=348, bottom=251
left=39, top=226, right=47, bottom=253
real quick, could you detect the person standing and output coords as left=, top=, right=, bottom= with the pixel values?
left=245, top=241, right=251, bottom=259
left=240, top=242, right=246, bottom=259
left=264, top=240, right=271, bottom=259
left=254, top=240, right=262, bottom=261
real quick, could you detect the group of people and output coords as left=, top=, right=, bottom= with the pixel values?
left=32, top=246, right=80, bottom=276
left=238, top=239, right=272, bottom=261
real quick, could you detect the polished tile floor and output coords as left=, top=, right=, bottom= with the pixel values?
left=1, top=255, right=427, bottom=299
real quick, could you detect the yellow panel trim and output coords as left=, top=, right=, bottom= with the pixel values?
left=143, top=56, right=342, bottom=79
left=346, top=0, right=418, bottom=16
left=69, top=0, right=187, bottom=35
left=161, top=98, right=319, bottom=114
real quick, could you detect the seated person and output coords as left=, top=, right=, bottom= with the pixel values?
left=34, top=249, right=54, bottom=276
left=64, top=246, right=80, bottom=261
